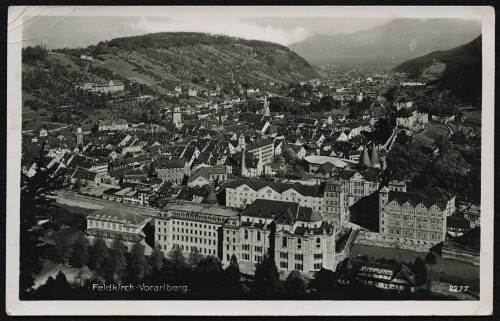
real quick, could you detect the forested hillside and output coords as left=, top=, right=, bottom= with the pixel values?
left=85, top=32, right=316, bottom=92
left=394, top=36, right=482, bottom=106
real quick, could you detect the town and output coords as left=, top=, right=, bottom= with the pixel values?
left=20, top=30, right=481, bottom=301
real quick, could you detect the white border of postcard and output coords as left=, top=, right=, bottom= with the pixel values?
left=6, top=5, right=495, bottom=316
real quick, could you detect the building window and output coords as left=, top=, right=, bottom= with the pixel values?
left=257, top=231, right=261, bottom=242
left=297, top=238, right=302, bottom=250
left=295, top=254, right=303, bottom=260
left=295, top=263, right=303, bottom=271
left=244, top=230, right=248, bottom=240
left=282, top=236, right=287, bottom=248
left=280, top=252, right=288, bottom=259
left=280, top=261, right=288, bottom=269
left=316, top=238, right=321, bottom=249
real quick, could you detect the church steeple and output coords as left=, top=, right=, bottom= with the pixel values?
left=238, top=133, right=246, bottom=151
left=359, top=145, right=371, bottom=167
left=241, top=150, right=246, bottom=177
left=370, top=141, right=380, bottom=168
left=263, top=96, right=270, bottom=117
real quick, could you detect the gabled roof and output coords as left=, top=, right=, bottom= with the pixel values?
left=156, top=158, right=185, bottom=169
left=339, top=167, right=380, bottom=182
left=188, top=166, right=226, bottom=183
left=387, top=191, right=448, bottom=210
left=71, top=169, right=97, bottom=180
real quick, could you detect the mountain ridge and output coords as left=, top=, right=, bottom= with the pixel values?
left=394, top=36, right=482, bottom=106
left=289, top=19, right=481, bottom=65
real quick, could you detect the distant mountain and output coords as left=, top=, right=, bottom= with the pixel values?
left=394, top=36, right=482, bottom=105
left=93, top=32, right=317, bottom=90
left=289, top=19, right=481, bottom=65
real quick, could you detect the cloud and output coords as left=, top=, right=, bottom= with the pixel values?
left=126, top=17, right=311, bottom=45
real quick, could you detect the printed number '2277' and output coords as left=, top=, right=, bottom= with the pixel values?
left=449, top=285, right=468, bottom=292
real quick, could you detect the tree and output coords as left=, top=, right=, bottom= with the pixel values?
left=309, top=268, right=337, bottom=297
left=105, top=239, right=128, bottom=283
left=128, top=242, right=149, bottom=282
left=88, top=237, right=109, bottom=275
left=284, top=270, right=307, bottom=298
left=425, top=252, right=437, bottom=265
left=188, top=247, right=203, bottom=268
left=33, top=271, right=71, bottom=300
left=410, top=257, right=430, bottom=287
left=223, top=254, right=244, bottom=298
left=69, top=234, right=90, bottom=268
left=225, top=254, right=241, bottom=284
left=20, top=143, right=67, bottom=294
left=168, top=248, right=188, bottom=272
left=252, top=255, right=280, bottom=299
left=149, top=245, right=164, bottom=273
left=193, top=255, right=224, bottom=297
left=73, top=178, right=82, bottom=192
left=52, top=233, right=72, bottom=264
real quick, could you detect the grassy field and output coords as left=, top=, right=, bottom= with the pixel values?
left=47, top=52, right=81, bottom=73
left=100, top=55, right=157, bottom=86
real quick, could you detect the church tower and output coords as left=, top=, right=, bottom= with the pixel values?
left=241, top=150, right=246, bottom=177
left=238, top=133, right=246, bottom=151
left=76, top=127, right=83, bottom=146
left=359, top=145, right=371, bottom=167
left=263, top=96, right=270, bottom=117
left=173, top=107, right=182, bottom=128
left=370, top=141, right=380, bottom=168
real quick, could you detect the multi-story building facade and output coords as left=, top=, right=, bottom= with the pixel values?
left=98, top=118, right=129, bottom=131
left=155, top=202, right=239, bottom=257
left=155, top=158, right=188, bottom=184
left=225, top=179, right=324, bottom=212
left=222, top=199, right=336, bottom=274
left=323, top=180, right=344, bottom=226
left=85, top=206, right=151, bottom=250
left=247, top=139, right=275, bottom=165
left=378, top=186, right=449, bottom=247
left=323, top=166, right=380, bottom=226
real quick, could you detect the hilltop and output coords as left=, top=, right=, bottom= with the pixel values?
left=394, top=36, right=482, bottom=106
left=89, top=32, right=317, bottom=91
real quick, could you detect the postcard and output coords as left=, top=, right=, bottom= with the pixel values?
left=6, top=5, right=494, bottom=316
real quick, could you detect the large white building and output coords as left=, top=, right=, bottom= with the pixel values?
left=378, top=187, right=451, bottom=247
left=155, top=202, right=239, bottom=257
left=85, top=206, right=151, bottom=250
left=222, top=199, right=337, bottom=274
left=225, top=179, right=324, bottom=212
left=246, top=139, right=275, bottom=165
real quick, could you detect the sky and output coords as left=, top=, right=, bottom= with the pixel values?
left=10, top=6, right=483, bottom=49
left=14, top=6, right=394, bottom=48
